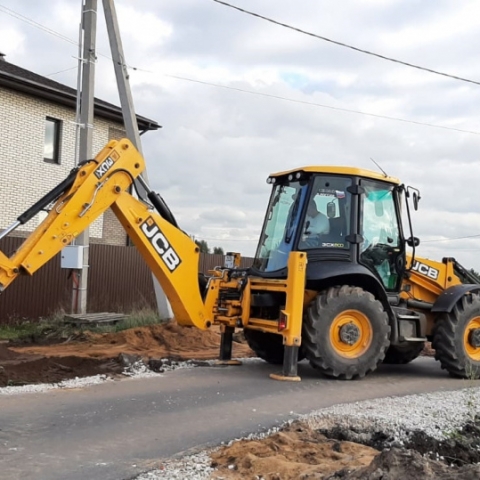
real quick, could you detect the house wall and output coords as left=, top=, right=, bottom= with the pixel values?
left=0, top=87, right=127, bottom=245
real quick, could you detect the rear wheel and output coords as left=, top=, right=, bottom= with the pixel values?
left=303, top=286, right=391, bottom=379
left=383, top=342, right=425, bottom=364
left=244, top=329, right=305, bottom=365
left=432, top=294, right=480, bottom=379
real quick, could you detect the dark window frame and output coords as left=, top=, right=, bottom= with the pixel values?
left=43, top=117, right=62, bottom=164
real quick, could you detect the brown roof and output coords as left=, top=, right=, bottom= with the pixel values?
left=0, top=56, right=160, bottom=132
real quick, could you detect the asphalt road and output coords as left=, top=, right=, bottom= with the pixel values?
left=0, top=357, right=478, bottom=480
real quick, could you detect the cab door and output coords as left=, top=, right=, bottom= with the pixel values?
left=359, top=180, right=405, bottom=291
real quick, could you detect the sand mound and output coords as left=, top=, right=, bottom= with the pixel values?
left=11, top=320, right=254, bottom=360
left=210, top=422, right=378, bottom=479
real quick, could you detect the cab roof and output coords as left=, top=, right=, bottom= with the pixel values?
left=270, top=166, right=400, bottom=185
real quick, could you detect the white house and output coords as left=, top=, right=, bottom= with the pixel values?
left=0, top=53, right=160, bottom=246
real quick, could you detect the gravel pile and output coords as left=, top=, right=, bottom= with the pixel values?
left=135, top=386, right=480, bottom=480
left=305, top=386, right=480, bottom=443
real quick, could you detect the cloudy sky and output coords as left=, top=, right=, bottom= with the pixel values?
left=1, top=0, right=480, bottom=270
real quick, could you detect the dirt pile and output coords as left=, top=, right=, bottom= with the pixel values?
left=209, top=419, right=480, bottom=480
left=325, top=448, right=480, bottom=480
left=11, top=320, right=254, bottom=360
left=210, top=423, right=379, bottom=479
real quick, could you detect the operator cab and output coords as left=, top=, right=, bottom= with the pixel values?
left=253, top=167, right=408, bottom=293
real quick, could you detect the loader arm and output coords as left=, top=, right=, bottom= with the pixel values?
left=0, top=139, right=210, bottom=330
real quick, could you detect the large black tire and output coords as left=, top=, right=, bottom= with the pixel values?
left=383, top=342, right=425, bottom=364
left=244, top=329, right=305, bottom=365
left=303, top=286, right=391, bottom=380
left=432, top=294, right=480, bottom=379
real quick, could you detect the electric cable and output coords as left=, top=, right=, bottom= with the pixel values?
left=212, top=0, right=480, bottom=87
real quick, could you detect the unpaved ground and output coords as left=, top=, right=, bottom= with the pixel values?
left=207, top=418, right=480, bottom=480
left=0, top=320, right=253, bottom=387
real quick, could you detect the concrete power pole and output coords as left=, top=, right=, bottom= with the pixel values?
left=102, top=0, right=172, bottom=319
left=72, top=0, right=97, bottom=314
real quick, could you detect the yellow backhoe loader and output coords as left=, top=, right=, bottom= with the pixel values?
left=1, top=138, right=480, bottom=381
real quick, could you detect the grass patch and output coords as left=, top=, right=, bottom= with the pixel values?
left=0, top=308, right=167, bottom=341
left=0, top=311, right=68, bottom=341
left=95, top=308, right=167, bottom=333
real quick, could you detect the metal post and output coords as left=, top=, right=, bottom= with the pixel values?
left=102, top=0, right=172, bottom=319
left=219, top=326, right=234, bottom=361
left=72, top=0, right=97, bottom=314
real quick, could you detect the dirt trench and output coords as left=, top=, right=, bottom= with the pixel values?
left=0, top=320, right=254, bottom=387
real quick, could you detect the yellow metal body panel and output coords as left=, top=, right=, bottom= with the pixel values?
left=206, top=252, right=307, bottom=345
left=402, top=254, right=461, bottom=332
left=270, top=166, right=400, bottom=185
left=111, top=194, right=210, bottom=329
left=280, top=251, right=307, bottom=347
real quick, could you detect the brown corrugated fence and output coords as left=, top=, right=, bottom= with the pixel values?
left=0, top=237, right=254, bottom=323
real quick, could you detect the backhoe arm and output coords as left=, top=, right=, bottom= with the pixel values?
left=0, top=139, right=210, bottom=330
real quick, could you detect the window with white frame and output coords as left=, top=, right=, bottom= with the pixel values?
left=43, top=117, right=62, bottom=164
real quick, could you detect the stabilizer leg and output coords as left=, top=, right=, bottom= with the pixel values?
left=270, top=345, right=301, bottom=382
left=215, top=326, right=242, bottom=366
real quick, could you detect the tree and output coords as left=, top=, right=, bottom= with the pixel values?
left=469, top=268, right=480, bottom=281
left=195, top=239, right=210, bottom=253
left=213, top=246, right=224, bottom=255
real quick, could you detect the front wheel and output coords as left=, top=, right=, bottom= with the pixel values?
left=303, top=286, right=391, bottom=379
left=432, top=294, right=480, bottom=379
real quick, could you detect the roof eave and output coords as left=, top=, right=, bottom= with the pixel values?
left=0, top=72, right=161, bottom=132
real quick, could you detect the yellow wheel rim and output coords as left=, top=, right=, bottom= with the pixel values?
left=330, top=309, right=373, bottom=359
left=463, top=316, right=480, bottom=361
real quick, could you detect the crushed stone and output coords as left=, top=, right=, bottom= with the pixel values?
left=134, top=386, right=480, bottom=479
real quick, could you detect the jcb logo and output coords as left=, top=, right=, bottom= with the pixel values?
left=94, top=157, right=115, bottom=179
left=412, top=261, right=439, bottom=280
left=140, top=217, right=181, bottom=272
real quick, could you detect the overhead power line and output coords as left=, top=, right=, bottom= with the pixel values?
left=0, top=4, right=78, bottom=46
left=45, top=65, right=78, bottom=77
left=212, top=0, right=480, bottom=87
left=422, top=233, right=480, bottom=243
left=158, top=73, right=480, bottom=135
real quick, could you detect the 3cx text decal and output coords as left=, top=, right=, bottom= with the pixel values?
left=322, top=242, right=345, bottom=248
left=411, top=261, right=439, bottom=280
left=140, top=217, right=182, bottom=272
left=94, top=156, right=115, bottom=179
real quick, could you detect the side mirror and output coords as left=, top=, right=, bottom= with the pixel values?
left=407, top=236, right=420, bottom=247
left=413, top=192, right=419, bottom=211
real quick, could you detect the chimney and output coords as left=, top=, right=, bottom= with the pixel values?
left=0, top=53, right=5, bottom=61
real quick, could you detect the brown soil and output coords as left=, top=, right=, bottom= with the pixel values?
left=0, top=343, right=123, bottom=386
left=210, top=422, right=379, bottom=479
left=422, top=341, right=435, bottom=357
left=0, top=320, right=254, bottom=387
left=209, top=420, right=480, bottom=480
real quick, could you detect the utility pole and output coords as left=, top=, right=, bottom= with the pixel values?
left=102, top=0, right=172, bottom=319
left=72, top=0, right=97, bottom=314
